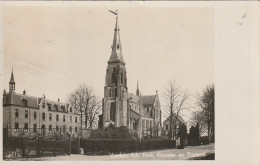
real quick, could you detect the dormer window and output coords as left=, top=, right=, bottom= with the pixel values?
left=54, top=104, right=58, bottom=111
left=42, top=102, right=45, bottom=108
left=22, top=98, right=28, bottom=107
left=70, top=107, right=72, bottom=112
left=47, top=103, right=51, bottom=111
left=61, top=105, right=66, bottom=112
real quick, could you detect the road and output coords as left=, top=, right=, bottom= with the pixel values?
left=16, top=143, right=214, bottom=161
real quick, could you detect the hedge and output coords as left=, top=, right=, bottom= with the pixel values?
left=80, top=139, right=176, bottom=155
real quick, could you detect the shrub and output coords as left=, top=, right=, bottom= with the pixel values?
left=80, top=139, right=176, bottom=155
left=89, top=125, right=133, bottom=139
left=200, top=136, right=210, bottom=145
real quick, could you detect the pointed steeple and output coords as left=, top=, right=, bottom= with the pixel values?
left=9, top=67, right=15, bottom=93
left=136, top=81, right=140, bottom=96
left=108, top=12, right=125, bottom=65
left=10, top=67, right=15, bottom=84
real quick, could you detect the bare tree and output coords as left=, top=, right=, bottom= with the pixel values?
left=189, top=111, right=207, bottom=136
left=162, top=80, right=190, bottom=139
left=197, top=84, right=214, bottom=142
left=68, top=84, right=101, bottom=132
left=87, top=96, right=102, bottom=130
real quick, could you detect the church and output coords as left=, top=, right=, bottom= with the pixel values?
left=99, top=14, right=162, bottom=139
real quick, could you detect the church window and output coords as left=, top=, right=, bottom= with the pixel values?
left=110, top=89, right=112, bottom=97
left=110, top=102, right=116, bottom=122
left=117, top=44, right=120, bottom=50
left=42, top=112, right=45, bottom=120
left=121, top=73, right=123, bottom=85
left=112, top=68, right=116, bottom=84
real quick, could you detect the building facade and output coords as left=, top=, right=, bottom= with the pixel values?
left=163, top=114, right=186, bottom=139
left=3, top=70, right=80, bottom=139
left=100, top=15, right=162, bottom=138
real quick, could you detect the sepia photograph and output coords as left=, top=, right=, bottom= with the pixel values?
left=0, top=1, right=258, bottom=163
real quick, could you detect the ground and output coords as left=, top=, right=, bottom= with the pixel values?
left=14, top=143, right=214, bottom=161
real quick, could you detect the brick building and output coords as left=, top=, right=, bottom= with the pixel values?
left=3, top=70, right=80, bottom=139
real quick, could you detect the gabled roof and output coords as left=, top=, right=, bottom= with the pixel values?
left=44, top=99, right=68, bottom=113
left=141, top=95, right=156, bottom=106
left=3, top=93, right=39, bottom=108
left=164, top=114, right=185, bottom=124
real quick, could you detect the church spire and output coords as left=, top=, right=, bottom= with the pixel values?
left=136, top=80, right=140, bottom=96
left=108, top=10, right=125, bottom=65
left=9, top=67, right=15, bottom=93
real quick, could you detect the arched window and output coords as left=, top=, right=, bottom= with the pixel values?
left=15, top=109, right=19, bottom=118
left=34, top=111, right=37, bottom=119
left=69, top=126, right=72, bottom=132
left=75, top=127, right=78, bottom=132
left=25, top=110, right=28, bottom=119
left=42, top=112, right=45, bottom=120
left=112, top=68, right=116, bottom=84
left=121, top=73, right=123, bottom=85
left=110, top=102, right=116, bottom=122
left=49, top=125, right=52, bottom=132
left=15, top=122, right=19, bottom=131
left=110, top=89, right=112, bottom=97
left=75, top=116, right=78, bottom=123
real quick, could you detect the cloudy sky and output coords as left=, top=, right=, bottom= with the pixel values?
left=2, top=3, right=214, bottom=122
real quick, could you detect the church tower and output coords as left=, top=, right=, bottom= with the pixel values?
left=9, top=68, right=15, bottom=93
left=102, top=12, right=128, bottom=128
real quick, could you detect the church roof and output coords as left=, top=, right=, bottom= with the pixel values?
left=130, top=109, right=140, bottom=120
left=108, top=16, right=125, bottom=64
left=141, top=95, right=156, bottom=106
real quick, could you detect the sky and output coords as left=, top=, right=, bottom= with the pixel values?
left=2, top=4, right=214, bottom=124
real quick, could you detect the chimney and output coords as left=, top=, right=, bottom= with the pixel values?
left=58, top=98, right=60, bottom=102
left=23, top=89, right=26, bottom=95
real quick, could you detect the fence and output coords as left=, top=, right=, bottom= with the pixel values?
left=3, top=134, right=80, bottom=159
